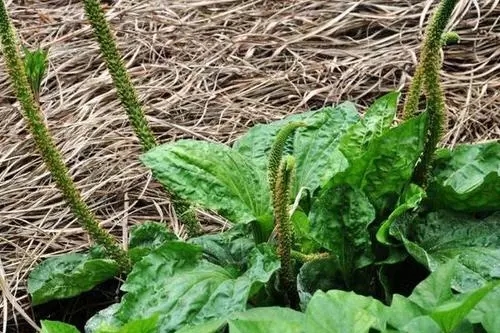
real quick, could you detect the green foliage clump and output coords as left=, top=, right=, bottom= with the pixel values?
left=1, top=0, right=498, bottom=332
left=22, top=46, right=48, bottom=102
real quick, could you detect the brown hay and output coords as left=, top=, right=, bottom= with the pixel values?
left=1, top=0, right=499, bottom=330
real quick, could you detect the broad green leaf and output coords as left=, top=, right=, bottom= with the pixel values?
left=227, top=307, right=304, bottom=333
left=395, top=211, right=500, bottom=292
left=89, top=241, right=280, bottom=333
left=292, top=102, right=359, bottom=194
left=290, top=209, right=321, bottom=253
left=41, top=320, right=80, bottom=333
left=431, top=282, right=498, bottom=333
left=233, top=102, right=359, bottom=174
left=128, top=221, right=177, bottom=263
left=177, top=307, right=304, bottom=333
left=175, top=318, right=227, bottom=333
left=304, top=290, right=386, bottom=333
left=468, top=287, right=500, bottom=333
left=428, top=142, right=500, bottom=212
left=309, top=184, right=376, bottom=277
left=339, top=91, right=399, bottom=162
left=141, top=140, right=272, bottom=228
left=333, top=112, right=427, bottom=213
left=408, top=259, right=457, bottom=309
left=376, top=184, right=426, bottom=245
left=398, top=316, right=442, bottom=333
left=386, top=295, right=426, bottom=330
left=297, top=258, right=342, bottom=308
left=28, top=252, right=119, bottom=305
left=95, top=315, right=159, bottom=333
left=386, top=261, right=497, bottom=333
left=85, top=304, right=122, bottom=333
left=188, top=223, right=255, bottom=268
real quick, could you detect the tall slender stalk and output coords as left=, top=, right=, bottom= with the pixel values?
left=82, top=0, right=200, bottom=235
left=273, top=156, right=299, bottom=308
left=403, top=0, right=459, bottom=186
left=0, top=1, right=131, bottom=272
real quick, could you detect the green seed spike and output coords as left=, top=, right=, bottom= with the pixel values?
left=402, top=0, right=459, bottom=187
left=22, top=46, right=48, bottom=103
left=0, top=1, right=131, bottom=273
left=82, top=0, right=200, bottom=236
left=82, top=0, right=157, bottom=152
left=273, top=155, right=299, bottom=308
left=268, top=122, right=307, bottom=194
left=441, top=31, right=460, bottom=46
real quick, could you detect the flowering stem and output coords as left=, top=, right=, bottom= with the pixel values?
left=0, top=1, right=131, bottom=272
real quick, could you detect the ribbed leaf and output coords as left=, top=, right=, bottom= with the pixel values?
left=339, top=91, right=399, bottom=162
left=309, top=184, right=376, bottom=277
left=141, top=140, right=271, bottom=227
left=428, top=141, right=500, bottom=212
left=28, top=252, right=119, bottom=305
left=393, top=211, right=500, bottom=292
left=87, top=241, right=279, bottom=333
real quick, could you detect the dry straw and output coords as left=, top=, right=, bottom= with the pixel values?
left=1, top=0, right=498, bottom=330
left=0, top=0, right=131, bottom=273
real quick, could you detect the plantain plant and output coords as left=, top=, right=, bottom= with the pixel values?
left=0, top=0, right=131, bottom=272
left=82, top=0, right=200, bottom=236
left=2, top=0, right=498, bottom=331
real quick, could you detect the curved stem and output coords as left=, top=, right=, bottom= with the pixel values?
left=0, top=1, right=131, bottom=272
left=82, top=0, right=200, bottom=236
left=403, top=0, right=459, bottom=186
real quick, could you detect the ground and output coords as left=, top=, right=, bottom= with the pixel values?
left=0, top=0, right=499, bottom=331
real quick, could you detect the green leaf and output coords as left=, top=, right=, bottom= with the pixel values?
left=297, top=258, right=342, bottom=308
left=94, top=315, right=159, bottom=333
left=28, top=252, right=119, bottom=305
left=227, top=307, right=305, bottom=333
left=309, top=184, right=376, bottom=277
left=398, top=316, right=443, bottom=333
left=233, top=103, right=358, bottom=174
left=23, top=47, right=48, bottom=97
left=292, top=102, right=359, bottom=194
left=376, top=184, right=426, bottom=245
left=385, top=295, right=426, bottom=330
left=89, top=241, right=280, bottom=333
left=431, top=282, right=498, bottom=333
left=41, top=320, right=80, bottom=333
left=339, top=91, right=399, bottom=162
left=407, top=259, right=499, bottom=333
left=141, top=140, right=272, bottom=227
left=468, top=287, right=500, bottom=333
left=333, top=112, right=427, bottom=213
left=395, top=211, right=500, bottom=292
left=177, top=307, right=304, bottom=333
left=304, top=290, right=386, bottom=333
left=128, top=221, right=177, bottom=263
left=428, top=142, right=500, bottom=212
left=175, top=318, right=227, bottom=333
left=290, top=209, right=321, bottom=253
left=188, top=223, right=255, bottom=268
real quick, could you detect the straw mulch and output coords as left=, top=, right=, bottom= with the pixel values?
left=1, top=0, right=499, bottom=331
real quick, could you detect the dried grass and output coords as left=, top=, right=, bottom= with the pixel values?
left=0, top=0, right=499, bottom=330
